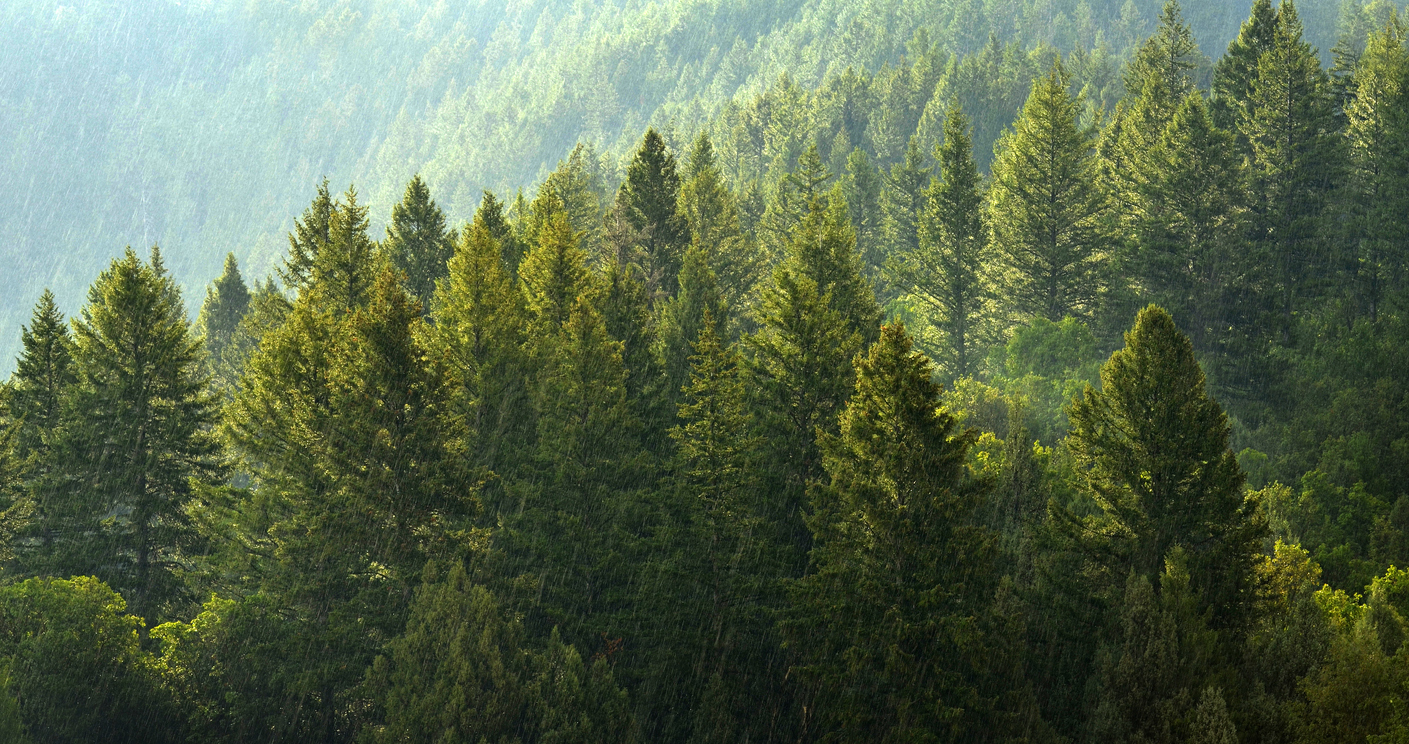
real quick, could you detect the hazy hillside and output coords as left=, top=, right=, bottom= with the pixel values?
left=0, top=0, right=1347, bottom=365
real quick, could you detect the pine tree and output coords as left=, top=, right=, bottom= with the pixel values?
left=224, top=268, right=478, bottom=735
left=616, top=129, right=687, bottom=300
left=196, top=253, right=250, bottom=382
left=543, top=143, right=609, bottom=262
left=990, top=61, right=1109, bottom=321
left=1065, top=306, right=1265, bottom=634
left=656, top=245, right=729, bottom=411
left=38, top=248, right=223, bottom=621
left=279, top=178, right=334, bottom=294
left=1211, top=0, right=1280, bottom=137
left=842, top=148, right=885, bottom=291
left=429, top=222, right=531, bottom=477
left=311, top=186, right=379, bottom=313
left=758, top=144, right=832, bottom=259
left=746, top=189, right=881, bottom=566
left=784, top=322, right=995, bottom=742
left=517, top=293, right=643, bottom=645
left=890, top=105, right=991, bottom=379
left=1241, top=0, right=1341, bottom=335
left=475, top=190, right=527, bottom=276
left=384, top=175, right=454, bottom=314
left=365, top=561, right=634, bottom=744
left=5, top=291, right=74, bottom=461
left=520, top=210, right=592, bottom=334
left=1135, top=93, right=1247, bottom=351
left=1106, top=0, right=1203, bottom=221
left=678, top=132, right=759, bottom=316
left=880, top=137, right=932, bottom=298
left=1343, top=15, right=1409, bottom=320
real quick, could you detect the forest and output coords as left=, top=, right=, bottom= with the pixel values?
left=2, top=0, right=1409, bottom=740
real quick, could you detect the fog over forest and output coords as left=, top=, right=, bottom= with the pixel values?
left=2, top=0, right=1409, bottom=741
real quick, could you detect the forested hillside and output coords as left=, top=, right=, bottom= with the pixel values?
left=5, top=0, right=1409, bottom=741
left=0, top=0, right=1352, bottom=366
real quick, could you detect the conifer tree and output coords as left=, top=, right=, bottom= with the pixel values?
left=196, top=254, right=250, bottom=378
left=475, top=190, right=527, bottom=276
left=5, top=291, right=74, bottom=461
left=599, top=257, right=661, bottom=438
left=1135, top=93, right=1247, bottom=350
left=990, top=61, right=1108, bottom=322
left=279, top=178, right=334, bottom=294
left=430, top=223, right=530, bottom=476
left=39, top=248, right=222, bottom=621
left=1106, top=0, right=1202, bottom=220
left=520, top=211, right=592, bottom=334
left=543, top=143, right=609, bottom=262
left=678, top=132, right=758, bottom=316
left=758, top=145, right=832, bottom=257
left=785, top=323, right=995, bottom=742
left=656, top=245, right=729, bottom=411
left=617, top=129, right=687, bottom=299
left=890, top=105, right=991, bottom=379
left=842, top=148, right=885, bottom=290
left=1343, top=15, right=1409, bottom=320
left=224, top=268, right=478, bottom=734
left=384, top=174, right=454, bottom=313
left=1212, top=0, right=1281, bottom=135
left=880, top=137, right=932, bottom=295
left=1241, top=0, right=1341, bottom=334
left=518, top=293, right=642, bottom=644
left=1065, top=306, right=1264, bottom=633
left=311, top=186, right=379, bottom=313
left=1089, top=553, right=1222, bottom=744
left=365, top=561, right=634, bottom=744
left=746, top=189, right=880, bottom=564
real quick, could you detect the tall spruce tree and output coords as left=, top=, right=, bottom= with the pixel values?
left=746, top=188, right=881, bottom=567
left=890, top=105, right=991, bottom=379
left=784, top=322, right=996, bottom=742
left=5, top=291, right=74, bottom=461
left=616, top=129, right=687, bottom=300
left=842, top=148, right=885, bottom=292
left=678, top=132, right=758, bottom=317
left=196, top=254, right=250, bottom=380
left=279, top=178, right=335, bottom=294
left=1343, top=15, right=1409, bottom=320
left=311, top=186, right=380, bottom=313
left=1134, top=93, right=1247, bottom=351
left=384, top=175, right=454, bottom=314
left=474, top=190, right=527, bottom=277
left=990, top=61, right=1109, bottom=322
left=655, top=245, right=729, bottom=412
left=429, top=222, right=531, bottom=478
left=520, top=210, right=592, bottom=334
left=38, top=248, right=222, bottom=621
left=1241, top=0, right=1341, bottom=336
left=1211, top=0, right=1280, bottom=138
left=1065, top=306, right=1265, bottom=634
left=879, top=137, right=932, bottom=299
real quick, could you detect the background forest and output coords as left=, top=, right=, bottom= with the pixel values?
left=4, top=0, right=1409, bottom=741
left=0, top=0, right=1353, bottom=365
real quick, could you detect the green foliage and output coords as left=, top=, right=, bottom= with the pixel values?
left=384, top=174, right=455, bottom=312
left=785, top=323, right=997, bottom=741
left=363, top=561, right=634, bottom=744
left=1066, top=306, right=1264, bottom=632
left=196, top=254, right=251, bottom=382
left=616, top=129, right=688, bottom=300
left=28, top=248, right=221, bottom=621
left=0, top=576, right=176, bottom=744
left=889, top=105, right=992, bottom=379
left=990, top=61, right=1109, bottom=322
